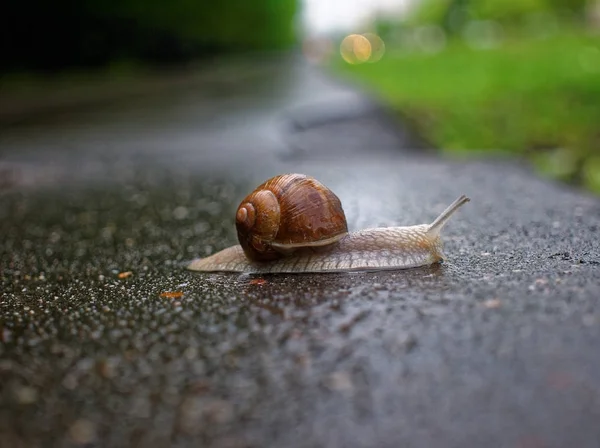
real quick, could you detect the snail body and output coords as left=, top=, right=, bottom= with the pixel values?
left=188, top=174, right=470, bottom=274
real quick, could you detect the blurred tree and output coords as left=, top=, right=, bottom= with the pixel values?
left=406, top=0, right=591, bottom=33
left=2, top=0, right=298, bottom=73
left=546, top=0, right=590, bottom=17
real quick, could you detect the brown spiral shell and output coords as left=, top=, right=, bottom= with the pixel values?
left=235, top=174, right=348, bottom=261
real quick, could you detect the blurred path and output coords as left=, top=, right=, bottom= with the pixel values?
left=0, top=54, right=421, bottom=181
left=1, top=54, right=599, bottom=448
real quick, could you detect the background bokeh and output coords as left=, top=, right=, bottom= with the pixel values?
left=325, top=0, right=600, bottom=194
left=2, top=0, right=600, bottom=193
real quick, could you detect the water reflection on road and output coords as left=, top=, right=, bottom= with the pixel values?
left=0, top=55, right=380, bottom=183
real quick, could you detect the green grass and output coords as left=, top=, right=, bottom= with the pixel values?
left=331, top=31, right=600, bottom=193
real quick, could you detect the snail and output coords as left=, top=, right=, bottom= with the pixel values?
left=233, top=173, right=348, bottom=261
left=188, top=174, right=470, bottom=274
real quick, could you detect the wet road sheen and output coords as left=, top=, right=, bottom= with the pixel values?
left=1, top=57, right=600, bottom=447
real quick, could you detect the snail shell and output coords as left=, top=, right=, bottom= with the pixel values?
left=188, top=175, right=470, bottom=274
left=235, top=174, right=348, bottom=261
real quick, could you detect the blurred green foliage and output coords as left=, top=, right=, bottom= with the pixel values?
left=405, top=0, right=589, bottom=32
left=332, top=29, right=600, bottom=193
left=332, top=0, right=600, bottom=194
left=3, top=0, right=297, bottom=72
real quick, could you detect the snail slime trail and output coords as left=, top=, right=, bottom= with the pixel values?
left=188, top=174, right=470, bottom=274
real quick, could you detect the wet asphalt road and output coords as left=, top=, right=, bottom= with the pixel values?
left=1, top=55, right=600, bottom=448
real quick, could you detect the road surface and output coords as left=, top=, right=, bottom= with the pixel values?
left=1, top=54, right=599, bottom=448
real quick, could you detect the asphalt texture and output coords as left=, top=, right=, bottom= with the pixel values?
left=1, top=55, right=600, bottom=448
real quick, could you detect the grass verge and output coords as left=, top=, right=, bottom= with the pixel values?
left=331, top=31, right=600, bottom=194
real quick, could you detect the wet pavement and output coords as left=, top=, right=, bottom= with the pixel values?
left=1, top=54, right=600, bottom=448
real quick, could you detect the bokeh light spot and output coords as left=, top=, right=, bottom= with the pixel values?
left=340, top=34, right=372, bottom=64
left=412, top=26, right=447, bottom=54
left=340, top=33, right=386, bottom=64
left=362, top=33, right=385, bottom=63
